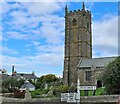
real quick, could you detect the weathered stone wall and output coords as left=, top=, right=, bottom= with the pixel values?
left=1, top=95, right=119, bottom=104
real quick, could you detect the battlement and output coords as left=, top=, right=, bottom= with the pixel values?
left=67, top=9, right=91, bottom=16
left=65, top=2, right=91, bottom=16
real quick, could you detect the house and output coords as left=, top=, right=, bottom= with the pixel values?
left=11, top=66, right=38, bottom=82
left=19, top=80, right=35, bottom=91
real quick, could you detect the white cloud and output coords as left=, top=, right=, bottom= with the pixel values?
left=6, top=31, right=30, bottom=40
left=2, top=52, right=64, bottom=76
left=32, top=41, right=41, bottom=46
left=23, top=2, right=63, bottom=16
left=36, top=44, right=64, bottom=54
left=3, top=2, right=65, bottom=43
left=0, top=46, right=19, bottom=54
left=92, top=14, right=118, bottom=57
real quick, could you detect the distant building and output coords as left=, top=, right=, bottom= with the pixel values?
left=11, top=66, right=38, bottom=82
left=13, top=73, right=38, bottom=82
left=0, top=66, right=38, bottom=82
left=20, top=80, right=35, bottom=91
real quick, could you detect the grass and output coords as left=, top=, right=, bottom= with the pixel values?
left=30, top=89, right=49, bottom=98
left=30, top=87, right=105, bottom=98
left=80, top=87, right=105, bottom=96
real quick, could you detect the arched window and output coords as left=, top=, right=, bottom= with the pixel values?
left=72, top=18, right=77, bottom=26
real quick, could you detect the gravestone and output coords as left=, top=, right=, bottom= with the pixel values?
left=25, top=87, right=31, bottom=100
left=45, top=83, right=48, bottom=89
left=47, top=86, right=53, bottom=96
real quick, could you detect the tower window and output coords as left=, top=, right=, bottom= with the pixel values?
left=72, top=18, right=77, bottom=26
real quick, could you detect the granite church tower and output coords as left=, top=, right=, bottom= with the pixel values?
left=63, top=3, right=92, bottom=86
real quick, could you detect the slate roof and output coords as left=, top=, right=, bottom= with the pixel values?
left=20, top=81, right=35, bottom=89
left=0, top=73, right=38, bottom=82
left=17, top=73, right=38, bottom=79
left=0, top=74, right=10, bottom=81
left=77, top=57, right=117, bottom=68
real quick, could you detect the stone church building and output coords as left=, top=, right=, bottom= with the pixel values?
left=63, top=3, right=117, bottom=86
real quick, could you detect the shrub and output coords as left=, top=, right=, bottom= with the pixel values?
left=56, top=85, right=69, bottom=93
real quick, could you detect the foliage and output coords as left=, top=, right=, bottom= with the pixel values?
left=101, top=56, right=120, bottom=94
left=38, top=74, right=59, bottom=83
left=56, top=85, right=69, bottom=93
left=2, top=78, right=25, bottom=93
left=36, top=74, right=60, bottom=89
left=2, top=78, right=19, bottom=93
left=68, top=86, right=77, bottom=92
left=19, top=79, right=25, bottom=87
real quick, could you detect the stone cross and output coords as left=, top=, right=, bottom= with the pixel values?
left=25, top=87, right=31, bottom=100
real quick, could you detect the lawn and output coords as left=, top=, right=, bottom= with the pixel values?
left=80, top=87, right=105, bottom=96
left=30, top=87, right=105, bottom=98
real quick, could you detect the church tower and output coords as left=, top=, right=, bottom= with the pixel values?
left=63, top=3, right=92, bottom=86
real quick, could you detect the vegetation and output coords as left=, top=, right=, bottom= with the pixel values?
left=2, top=78, right=25, bottom=93
left=36, top=74, right=60, bottom=89
left=55, top=85, right=69, bottom=93
left=80, top=87, right=105, bottom=96
left=101, top=56, right=120, bottom=94
left=30, top=89, right=49, bottom=98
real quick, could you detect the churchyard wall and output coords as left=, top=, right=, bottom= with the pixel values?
left=1, top=95, right=119, bottom=104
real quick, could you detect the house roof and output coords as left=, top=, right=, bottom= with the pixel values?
left=17, top=73, right=38, bottom=79
left=20, top=81, right=35, bottom=89
left=77, top=57, right=116, bottom=68
left=0, top=74, right=10, bottom=81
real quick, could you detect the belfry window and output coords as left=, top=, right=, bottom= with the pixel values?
left=72, top=18, right=77, bottom=26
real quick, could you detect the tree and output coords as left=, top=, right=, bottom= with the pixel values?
left=36, top=74, right=60, bottom=89
left=101, top=56, right=120, bottom=94
left=2, top=78, right=19, bottom=93
left=2, top=78, right=25, bottom=93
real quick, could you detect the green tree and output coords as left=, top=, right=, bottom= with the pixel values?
left=36, top=74, right=60, bottom=89
left=2, top=78, right=19, bottom=92
left=101, top=56, right=120, bottom=94
left=2, top=78, right=25, bottom=93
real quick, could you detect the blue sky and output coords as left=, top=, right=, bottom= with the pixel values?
left=1, top=1, right=118, bottom=77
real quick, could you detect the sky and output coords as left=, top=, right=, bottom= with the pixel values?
left=1, top=1, right=119, bottom=77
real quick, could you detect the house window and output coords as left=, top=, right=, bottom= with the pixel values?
left=85, top=71, right=92, bottom=81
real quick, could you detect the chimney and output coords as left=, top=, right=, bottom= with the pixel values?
left=12, top=65, right=15, bottom=75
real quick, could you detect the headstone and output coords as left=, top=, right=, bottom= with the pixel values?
left=25, top=87, right=31, bottom=100
left=47, top=86, right=53, bottom=96
left=45, top=83, right=48, bottom=89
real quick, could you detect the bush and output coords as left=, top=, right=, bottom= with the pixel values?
left=101, top=56, right=120, bottom=94
left=56, top=85, right=69, bottom=93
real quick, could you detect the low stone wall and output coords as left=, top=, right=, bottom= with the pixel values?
left=1, top=95, right=119, bottom=104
